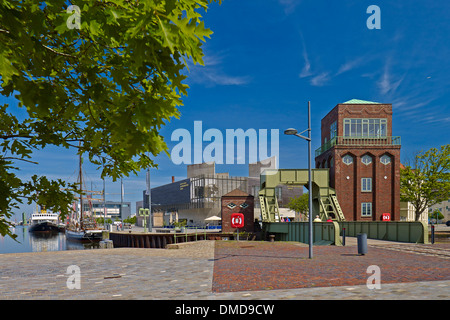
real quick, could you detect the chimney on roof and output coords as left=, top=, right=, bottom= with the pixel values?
left=172, top=176, right=175, bottom=183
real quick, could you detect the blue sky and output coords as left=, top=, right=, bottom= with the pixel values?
left=4, top=0, right=450, bottom=219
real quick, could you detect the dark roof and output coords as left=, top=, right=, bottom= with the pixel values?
left=222, top=189, right=253, bottom=198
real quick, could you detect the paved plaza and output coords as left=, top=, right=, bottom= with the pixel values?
left=0, top=240, right=449, bottom=300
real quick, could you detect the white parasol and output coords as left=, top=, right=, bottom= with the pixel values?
left=204, top=215, right=221, bottom=221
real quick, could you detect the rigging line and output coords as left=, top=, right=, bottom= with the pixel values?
left=104, top=193, right=139, bottom=195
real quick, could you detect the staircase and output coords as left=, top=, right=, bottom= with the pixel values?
left=319, top=195, right=346, bottom=221
left=330, top=195, right=346, bottom=221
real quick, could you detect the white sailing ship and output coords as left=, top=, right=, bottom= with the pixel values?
left=65, top=150, right=103, bottom=242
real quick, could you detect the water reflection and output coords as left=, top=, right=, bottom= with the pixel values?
left=0, top=226, right=100, bottom=254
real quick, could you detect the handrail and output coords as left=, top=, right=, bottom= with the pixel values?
left=315, top=136, right=401, bottom=156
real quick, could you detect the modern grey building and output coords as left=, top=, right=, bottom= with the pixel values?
left=84, top=199, right=131, bottom=221
left=144, top=157, right=302, bottom=226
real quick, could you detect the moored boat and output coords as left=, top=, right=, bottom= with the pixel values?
left=29, top=211, right=61, bottom=234
left=65, top=146, right=104, bottom=242
left=65, top=219, right=103, bottom=242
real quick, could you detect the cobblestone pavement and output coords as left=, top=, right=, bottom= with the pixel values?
left=212, top=241, right=450, bottom=294
left=0, top=240, right=449, bottom=300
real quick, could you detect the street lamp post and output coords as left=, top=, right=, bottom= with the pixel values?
left=284, top=101, right=313, bottom=259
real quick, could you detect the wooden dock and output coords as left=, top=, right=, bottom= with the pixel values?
left=109, top=231, right=236, bottom=249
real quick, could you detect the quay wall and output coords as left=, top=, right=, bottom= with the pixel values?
left=263, top=221, right=429, bottom=245
left=109, top=232, right=236, bottom=249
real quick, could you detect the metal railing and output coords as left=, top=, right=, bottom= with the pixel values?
left=315, top=136, right=401, bottom=157
left=263, top=221, right=342, bottom=245
left=338, top=221, right=428, bottom=244
left=263, top=220, right=429, bottom=244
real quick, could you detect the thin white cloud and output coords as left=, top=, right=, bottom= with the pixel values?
left=388, top=88, right=447, bottom=126
left=203, top=72, right=251, bottom=86
left=310, top=72, right=330, bottom=87
left=298, top=33, right=331, bottom=86
left=378, top=60, right=405, bottom=96
left=299, top=49, right=312, bottom=78
left=298, top=32, right=313, bottom=78
left=202, top=54, right=223, bottom=67
left=405, top=111, right=450, bottom=124
left=336, top=57, right=366, bottom=75
left=278, top=0, right=301, bottom=15
left=188, top=53, right=250, bottom=87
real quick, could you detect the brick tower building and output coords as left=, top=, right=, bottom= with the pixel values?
left=314, top=99, right=401, bottom=221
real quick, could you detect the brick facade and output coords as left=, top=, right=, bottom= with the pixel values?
left=315, top=102, right=401, bottom=221
left=221, top=189, right=254, bottom=233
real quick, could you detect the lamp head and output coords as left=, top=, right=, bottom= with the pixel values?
left=284, top=128, right=298, bottom=135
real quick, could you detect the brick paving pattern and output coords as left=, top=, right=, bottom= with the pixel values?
left=212, top=242, right=450, bottom=293
left=0, top=240, right=449, bottom=300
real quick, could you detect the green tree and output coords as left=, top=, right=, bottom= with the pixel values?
left=0, top=0, right=220, bottom=239
left=429, top=209, right=444, bottom=222
left=96, top=217, right=113, bottom=225
left=400, top=144, right=450, bottom=221
left=123, top=215, right=136, bottom=224
left=287, top=193, right=309, bottom=220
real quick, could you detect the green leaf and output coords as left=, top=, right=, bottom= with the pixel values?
left=89, top=20, right=101, bottom=36
left=157, top=15, right=175, bottom=53
left=0, top=53, right=19, bottom=86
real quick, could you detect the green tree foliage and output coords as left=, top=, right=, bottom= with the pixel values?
left=400, top=144, right=450, bottom=221
left=287, top=193, right=309, bottom=220
left=428, top=209, right=444, bottom=222
left=0, top=0, right=220, bottom=239
left=123, top=215, right=136, bottom=224
left=96, top=217, right=113, bottom=225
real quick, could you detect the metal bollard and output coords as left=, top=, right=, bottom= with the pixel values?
left=431, top=225, right=435, bottom=244
left=342, top=228, right=346, bottom=246
left=357, top=233, right=367, bottom=255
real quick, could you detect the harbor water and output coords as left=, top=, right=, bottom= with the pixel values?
left=0, top=226, right=100, bottom=254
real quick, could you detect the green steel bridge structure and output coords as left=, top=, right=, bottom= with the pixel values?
left=258, top=169, right=345, bottom=223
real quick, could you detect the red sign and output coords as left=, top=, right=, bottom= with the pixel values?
left=231, top=213, right=244, bottom=228
left=382, top=213, right=391, bottom=221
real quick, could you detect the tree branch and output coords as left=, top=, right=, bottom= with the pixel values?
left=0, top=134, right=34, bottom=139
left=4, top=157, right=38, bottom=165
left=42, top=44, right=76, bottom=58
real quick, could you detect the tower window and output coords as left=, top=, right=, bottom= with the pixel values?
left=362, top=202, right=372, bottom=217
left=342, top=155, right=353, bottom=165
left=330, top=121, right=337, bottom=140
left=380, top=154, right=391, bottom=165
left=361, top=155, right=372, bottom=165
left=361, top=178, right=372, bottom=192
left=343, top=118, right=387, bottom=138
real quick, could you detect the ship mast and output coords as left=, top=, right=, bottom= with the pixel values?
left=79, top=143, right=83, bottom=223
